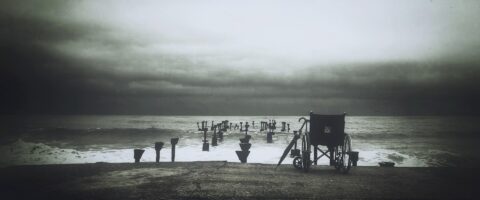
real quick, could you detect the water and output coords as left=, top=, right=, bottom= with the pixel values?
left=1, top=115, right=480, bottom=167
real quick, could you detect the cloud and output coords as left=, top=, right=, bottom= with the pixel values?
left=1, top=0, right=480, bottom=115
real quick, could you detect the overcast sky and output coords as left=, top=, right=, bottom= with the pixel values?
left=1, top=0, right=480, bottom=115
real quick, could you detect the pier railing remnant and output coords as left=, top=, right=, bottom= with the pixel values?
left=155, top=142, right=164, bottom=163
left=171, top=138, right=179, bottom=162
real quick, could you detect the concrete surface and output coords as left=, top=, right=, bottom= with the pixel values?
left=1, top=161, right=479, bottom=199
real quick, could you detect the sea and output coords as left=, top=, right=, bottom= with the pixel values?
left=1, top=115, right=480, bottom=167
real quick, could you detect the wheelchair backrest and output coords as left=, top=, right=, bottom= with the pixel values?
left=309, top=112, right=346, bottom=146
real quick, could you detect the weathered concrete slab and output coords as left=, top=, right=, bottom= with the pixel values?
left=1, top=161, right=479, bottom=199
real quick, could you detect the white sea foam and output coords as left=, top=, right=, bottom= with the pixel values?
left=1, top=115, right=479, bottom=167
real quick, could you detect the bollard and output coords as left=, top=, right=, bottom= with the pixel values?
left=171, top=138, right=179, bottom=162
left=236, top=151, right=250, bottom=163
left=134, top=149, right=145, bottom=163
left=212, top=126, right=218, bottom=146
left=240, top=122, right=243, bottom=131
left=267, top=132, right=273, bottom=143
left=155, top=142, right=164, bottom=163
left=244, top=122, right=249, bottom=135
left=287, top=124, right=290, bottom=132
left=203, top=142, right=209, bottom=151
left=281, top=122, right=286, bottom=132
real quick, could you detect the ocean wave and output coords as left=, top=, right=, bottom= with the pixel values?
left=5, top=128, right=188, bottom=151
left=350, top=133, right=409, bottom=140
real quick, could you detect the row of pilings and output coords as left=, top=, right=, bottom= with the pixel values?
left=131, top=119, right=292, bottom=163
left=133, top=137, right=179, bottom=163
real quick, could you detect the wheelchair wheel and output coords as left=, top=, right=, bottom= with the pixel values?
left=334, top=146, right=341, bottom=170
left=338, top=134, right=352, bottom=174
left=293, top=156, right=302, bottom=170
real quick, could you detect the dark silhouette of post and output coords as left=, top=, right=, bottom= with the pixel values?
left=281, top=122, right=286, bottom=132
left=212, top=125, right=218, bottom=146
left=267, top=132, right=273, bottom=143
left=240, top=122, right=243, bottom=131
left=202, top=125, right=209, bottom=151
left=134, top=149, right=145, bottom=163
left=171, top=138, right=179, bottom=162
left=217, top=123, right=224, bottom=140
left=236, top=134, right=252, bottom=163
left=244, top=122, right=249, bottom=135
left=155, top=142, right=164, bottom=163
left=287, top=124, right=290, bottom=132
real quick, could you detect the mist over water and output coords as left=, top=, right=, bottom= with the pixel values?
left=1, top=115, right=480, bottom=167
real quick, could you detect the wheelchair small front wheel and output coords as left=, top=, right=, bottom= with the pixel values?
left=293, top=156, right=303, bottom=170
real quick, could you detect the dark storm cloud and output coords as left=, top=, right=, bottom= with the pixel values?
left=1, top=0, right=480, bottom=115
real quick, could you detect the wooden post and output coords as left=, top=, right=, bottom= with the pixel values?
left=202, top=125, right=209, bottom=151
left=155, top=142, right=164, bottom=163
left=267, top=132, right=273, bottom=143
left=237, top=135, right=252, bottom=163
left=212, top=125, right=218, bottom=146
left=134, top=149, right=145, bottom=163
left=171, top=138, right=179, bottom=162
